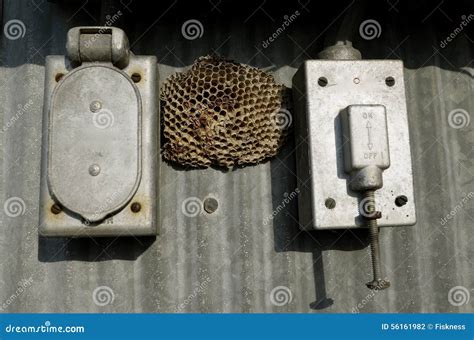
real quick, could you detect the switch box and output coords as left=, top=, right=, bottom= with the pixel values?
left=292, top=60, right=416, bottom=230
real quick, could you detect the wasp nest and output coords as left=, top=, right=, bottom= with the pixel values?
left=160, top=55, right=290, bottom=168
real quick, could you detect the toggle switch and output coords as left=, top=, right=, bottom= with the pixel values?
left=341, top=104, right=391, bottom=289
left=341, top=104, right=390, bottom=192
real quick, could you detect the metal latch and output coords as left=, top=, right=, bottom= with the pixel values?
left=39, top=27, right=158, bottom=237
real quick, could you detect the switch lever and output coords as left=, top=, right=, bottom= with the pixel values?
left=341, top=104, right=391, bottom=290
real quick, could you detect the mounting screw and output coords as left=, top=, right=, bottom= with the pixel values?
left=395, top=195, right=408, bottom=207
left=51, top=203, right=62, bottom=215
left=361, top=191, right=390, bottom=290
left=88, top=164, right=101, bottom=176
left=131, top=202, right=141, bottom=213
left=325, top=198, right=336, bottom=209
left=89, top=101, right=102, bottom=113
left=203, top=197, right=218, bottom=214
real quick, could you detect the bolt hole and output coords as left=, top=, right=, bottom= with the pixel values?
left=131, top=73, right=141, bottom=83
left=318, top=77, right=328, bottom=87
left=55, top=73, right=64, bottom=82
left=385, top=76, right=395, bottom=87
left=395, top=195, right=408, bottom=207
left=325, top=198, right=336, bottom=209
left=131, top=202, right=141, bottom=213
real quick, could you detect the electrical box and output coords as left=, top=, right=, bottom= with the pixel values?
left=39, top=27, right=158, bottom=237
left=292, top=60, right=416, bottom=230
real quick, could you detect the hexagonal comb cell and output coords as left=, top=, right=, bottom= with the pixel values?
left=160, top=55, right=290, bottom=168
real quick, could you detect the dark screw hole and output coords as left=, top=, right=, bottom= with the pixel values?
left=395, top=195, right=408, bottom=207
left=318, top=77, right=328, bottom=87
left=131, top=202, right=141, bottom=213
left=325, top=198, right=336, bottom=209
left=51, top=203, right=62, bottom=214
left=204, top=197, right=218, bottom=214
left=385, top=76, right=395, bottom=87
left=55, top=73, right=64, bottom=82
left=131, top=73, right=141, bottom=83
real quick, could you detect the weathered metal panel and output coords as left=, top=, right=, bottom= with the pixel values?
left=0, top=0, right=473, bottom=313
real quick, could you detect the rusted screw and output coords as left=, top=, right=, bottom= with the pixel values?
left=51, top=203, right=62, bottom=215
left=55, top=73, right=64, bottom=82
left=362, top=190, right=390, bottom=290
left=131, top=73, right=141, bottom=83
left=130, top=202, right=141, bottom=213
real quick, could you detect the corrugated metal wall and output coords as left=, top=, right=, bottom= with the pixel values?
left=0, top=0, right=473, bottom=313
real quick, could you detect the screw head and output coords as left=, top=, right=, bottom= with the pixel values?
left=89, top=101, right=102, bottom=113
left=203, top=197, right=218, bottom=214
left=88, top=164, right=101, bottom=176
left=51, top=203, right=62, bottom=215
left=325, top=198, right=336, bottom=209
left=395, top=195, right=408, bottom=207
left=131, top=202, right=141, bottom=213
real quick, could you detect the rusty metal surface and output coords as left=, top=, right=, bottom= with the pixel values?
left=0, top=0, right=473, bottom=313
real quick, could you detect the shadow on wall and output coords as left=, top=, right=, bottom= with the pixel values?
left=269, top=130, right=370, bottom=310
left=0, top=0, right=472, bottom=74
left=38, top=236, right=155, bottom=262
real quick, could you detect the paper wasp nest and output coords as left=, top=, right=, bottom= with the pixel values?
left=160, top=55, right=289, bottom=168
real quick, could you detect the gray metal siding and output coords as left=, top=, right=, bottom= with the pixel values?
left=0, top=0, right=473, bottom=313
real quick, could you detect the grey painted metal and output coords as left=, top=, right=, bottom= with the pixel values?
left=341, top=104, right=390, bottom=191
left=0, top=0, right=473, bottom=314
left=39, top=28, right=158, bottom=236
left=48, top=65, right=142, bottom=222
left=293, top=60, right=416, bottom=230
left=66, top=27, right=130, bottom=69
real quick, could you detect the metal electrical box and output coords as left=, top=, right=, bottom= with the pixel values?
left=39, top=27, right=158, bottom=237
left=292, top=60, right=416, bottom=230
